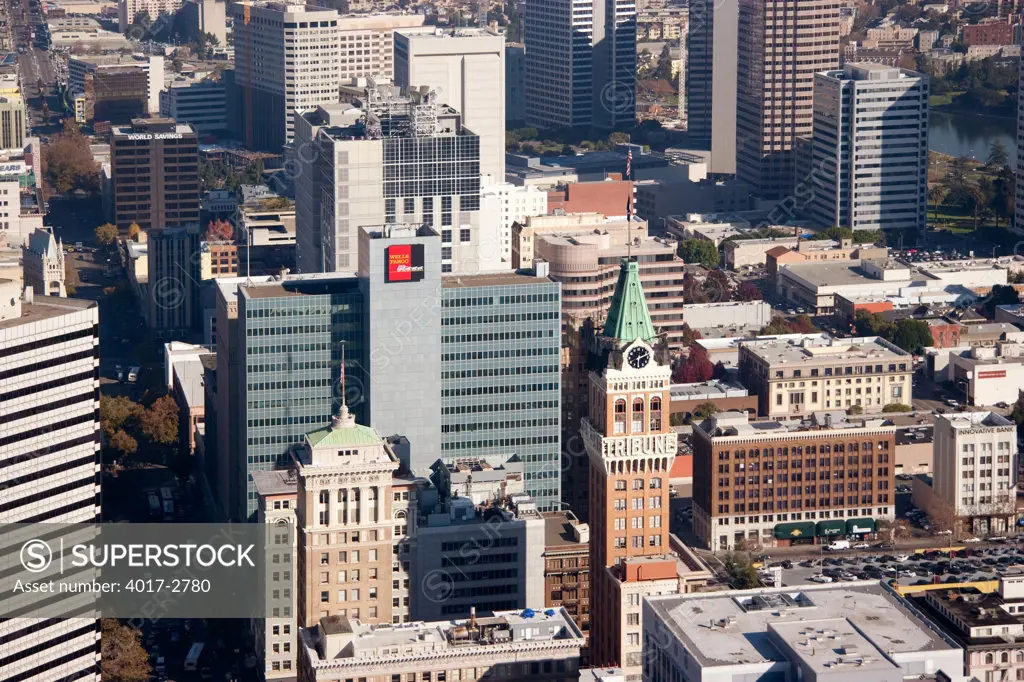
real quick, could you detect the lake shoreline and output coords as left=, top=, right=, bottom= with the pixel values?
left=929, top=109, right=1017, bottom=165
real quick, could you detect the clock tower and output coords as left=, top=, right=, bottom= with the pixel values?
left=584, top=259, right=678, bottom=671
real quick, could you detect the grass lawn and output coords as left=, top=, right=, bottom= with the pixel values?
left=929, top=90, right=965, bottom=107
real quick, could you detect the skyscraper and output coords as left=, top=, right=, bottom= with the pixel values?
left=685, top=0, right=738, bottom=174
left=227, top=273, right=363, bottom=520
left=810, top=63, right=929, bottom=233
left=736, top=0, right=841, bottom=199
left=524, top=0, right=635, bottom=129
left=0, top=286, right=101, bottom=682
left=584, top=260, right=679, bottom=673
left=110, top=118, right=200, bottom=230
left=230, top=1, right=340, bottom=151
left=394, top=27, right=505, bottom=183
left=294, top=85, right=483, bottom=276
left=440, top=268, right=562, bottom=510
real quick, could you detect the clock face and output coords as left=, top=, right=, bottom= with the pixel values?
left=627, top=346, right=651, bottom=369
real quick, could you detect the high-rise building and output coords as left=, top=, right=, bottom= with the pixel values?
left=146, top=222, right=201, bottom=338
left=394, top=27, right=505, bottom=183
left=736, top=0, right=841, bottom=199
left=23, top=227, right=66, bottom=297
left=67, top=54, right=164, bottom=117
left=692, top=411, right=898, bottom=552
left=505, top=43, right=526, bottom=122
left=230, top=1, right=341, bottom=151
left=338, top=13, right=426, bottom=83
left=583, top=260, right=679, bottom=672
left=524, top=0, right=636, bottom=129
left=252, top=470, right=299, bottom=679
left=0, top=285, right=101, bottom=682
left=357, top=224, right=442, bottom=473
left=810, top=63, right=929, bottom=233
left=119, top=0, right=185, bottom=30
left=294, top=87, right=483, bottom=276
left=225, top=273, right=363, bottom=520
left=294, top=403, right=400, bottom=628
left=110, top=118, right=200, bottom=230
left=524, top=0, right=594, bottom=128
left=179, top=0, right=227, bottom=45
left=685, top=0, right=738, bottom=174
left=159, top=80, right=227, bottom=135
left=930, top=411, right=1018, bottom=536
left=0, top=92, right=26, bottom=151
left=440, top=269, right=562, bottom=510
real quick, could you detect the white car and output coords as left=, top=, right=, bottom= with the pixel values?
left=936, top=529, right=952, bottom=535
left=902, top=571, right=918, bottom=578
left=964, top=537, right=982, bottom=543
left=808, top=574, right=833, bottom=583
left=896, top=555, right=910, bottom=562
left=853, top=542, right=870, bottom=549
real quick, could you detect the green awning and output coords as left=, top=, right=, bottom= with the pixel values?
left=847, top=518, right=875, bottom=535
left=774, top=521, right=816, bottom=539
left=816, top=520, right=847, bottom=537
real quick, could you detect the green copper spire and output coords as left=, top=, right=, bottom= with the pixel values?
left=603, top=259, right=657, bottom=344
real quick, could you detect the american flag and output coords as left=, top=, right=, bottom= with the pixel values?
left=626, top=149, right=632, bottom=179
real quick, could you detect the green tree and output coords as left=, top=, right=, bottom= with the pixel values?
left=890, top=319, right=934, bottom=353
left=723, top=553, right=760, bottom=589
left=678, top=239, right=720, bottom=268
left=140, top=395, right=179, bottom=446
left=988, top=140, right=1009, bottom=168
left=94, top=223, right=118, bottom=245
left=928, top=185, right=946, bottom=220
left=693, top=401, right=719, bottom=420
left=882, top=403, right=913, bottom=413
left=760, top=318, right=793, bottom=335
left=808, top=226, right=853, bottom=242
left=848, top=404, right=864, bottom=415
left=101, top=619, right=151, bottom=682
left=985, top=284, right=1020, bottom=318
left=852, top=229, right=884, bottom=245
left=654, top=43, right=674, bottom=82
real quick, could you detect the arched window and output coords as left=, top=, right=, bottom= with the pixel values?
left=649, top=397, right=662, bottom=431
left=614, top=399, right=626, bottom=434
left=1002, top=653, right=1010, bottom=664
left=986, top=654, right=994, bottom=665
left=1016, top=652, right=1023, bottom=663
left=632, top=398, right=645, bottom=433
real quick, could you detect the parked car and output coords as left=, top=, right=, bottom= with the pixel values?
left=964, top=537, right=982, bottom=543
left=808, top=574, right=833, bottom=583
left=853, top=542, right=870, bottom=549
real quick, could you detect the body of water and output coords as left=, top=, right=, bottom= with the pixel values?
left=929, top=109, right=1016, bottom=165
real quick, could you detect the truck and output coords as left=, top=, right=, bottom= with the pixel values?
left=825, top=540, right=851, bottom=551
left=127, top=366, right=139, bottom=382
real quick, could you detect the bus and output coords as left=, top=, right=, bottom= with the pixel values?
left=184, top=642, right=204, bottom=671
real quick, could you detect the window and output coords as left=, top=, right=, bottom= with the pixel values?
left=632, top=398, right=645, bottom=432
left=649, top=397, right=662, bottom=431
left=614, top=399, right=627, bottom=434
left=627, top=613, right=640, bottom=626
left=633, top=478, right=644, bottom=490
left=615, top=480, right=627, bottom=491
left=320, top=591, right=329, bottom=603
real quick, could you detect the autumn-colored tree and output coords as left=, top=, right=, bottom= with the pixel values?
left=680, top=323, right=701, bottom=346
left=736, top=281, right=763, bottom=301
left=140, top=395, right=179, bottom=446
left=672, top=346, right=714, bottom=384
left=128, top=222, right=141, bottom=240
left=692, top=401, right=719, bottom=420
left=788, top=315, right=818, bottom=334
left=100, top=619, right=151, bottom=682
left=99, top=395, right=143, bottom=437
left=43, top=128, right=101, bottom=195
left=108, top=429, right=138, bottom=456
left=95, top=223, right=119, bottom=246
left=206, top=218, right=234, bottom=241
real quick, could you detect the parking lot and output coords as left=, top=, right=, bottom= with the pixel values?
left=773, top=542, right=1024, bottom=587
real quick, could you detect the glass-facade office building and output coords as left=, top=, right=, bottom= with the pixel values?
left=440, top=272, right=562, bottom=510
left=237, top=276, right=363, bottom=519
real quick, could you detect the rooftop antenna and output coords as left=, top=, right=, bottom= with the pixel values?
left=331, top=341, right=354, bottom=430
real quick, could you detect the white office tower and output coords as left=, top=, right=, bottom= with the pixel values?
left=479, top=181, right=548, bottom=267
left=230, top=1, right=341, bottom=152
left=294, top=82, right=485, bottom=274
left=0, top=284, right=101, bottom=682
left=685, top=0, right=738, bottom=174
left=338, top=13, right=426, bottom=83
left=810, top=63, right=929, bottom=233
left=394, top=28, right=505, bottom=183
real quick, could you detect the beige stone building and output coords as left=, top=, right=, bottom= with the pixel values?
left=295, top=403, right=400, bottom=629
left=738, top=335, right=914, bottom=418
left=511, top=213, right=648, bottom=270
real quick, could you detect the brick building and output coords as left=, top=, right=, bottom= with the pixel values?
left=963, top=20, right=1015, bottom=46
left=692, top=410, right=897, bottom=551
